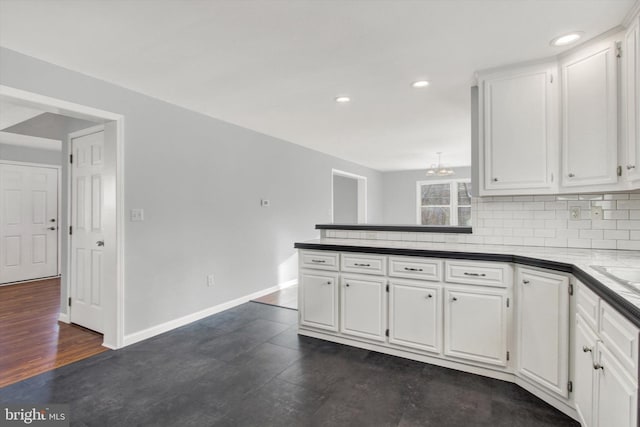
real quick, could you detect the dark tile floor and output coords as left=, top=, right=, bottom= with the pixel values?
left=0, top=302, right=579, bottom=426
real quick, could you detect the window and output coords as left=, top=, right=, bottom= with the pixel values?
left=416, top=179, right=472, bottom=226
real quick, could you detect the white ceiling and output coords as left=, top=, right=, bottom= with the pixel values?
left=0, top=0, right=635, bottom=171
left=0, top=99, right=44, bottom=130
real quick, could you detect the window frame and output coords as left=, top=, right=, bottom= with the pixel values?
left=416, top=178, right=472, bottom=226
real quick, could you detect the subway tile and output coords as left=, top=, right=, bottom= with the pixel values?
left=503, top=219, right=524, bottom=228
left=347, top=231, right=361, bottom=239
left=493, top=211, right=514, bottom=219
left=568, top=201, right=590, bottom=209
left=523, top=237, right=545, bottom=246
left=604, top=230, right=630, bottom=240
left=591, top=240, right=617, bottom=249
left=568, top=238, right=591, bottom=248
left=483, top=236, right=504, bottom=245
left=630, top=210, right=640, bottom=220
left=545, top=237, right=568, bottom=248
left=630, top=230, right=640, bottom=240
left=579, top=229, right=603, bottom=240
left=545, top=219, right=568, bottom=229
left=555, top=210, right=570, bottom=220
left=513, top=228, right=534, bottom=237
left=630, top=192, right=640, bottom=199
left=534, top=229, right=556, bottom=238
left=568, top=220, right=591, bottom=229
left=556, top=229, right=580, bottom=239
left=474, top=228, right=494, bottom=236
left=402, top=232, right=417, bottom=241
left=335, top=231, right=347, bottom=238
left=617, top=220, right=640, bottom=230
left=534, top=211, right=556, bottom=220
left=580, top=209, right=592, bottom=220
left=513, top=211, right=535, bottom=219
left=592, top=201, right=616, bottom=209
left=432, top=234, right=445, bottom=243
left=534, top=195, right=556, bottom=201
left=484, top=219, right=504, bottom=228
left=604, top=210, right=629, bottom=220
left=494, top=228, right=514, bottom=236
left=522, top=219, right=546, bottom=228
left=523, top=202, right=545, bottom=211
left=512, top=196, right=534, bottom=202
left=504, top=202, right=524, bottom=211
left=556, top=195, right=579, bottom=201
left=617, top=200, right=640, bottom=210
left=466, top=235, right=484, bottom=244
left=444, top=235, right=460, bottom=243
left=503, top=237, right=524, bottom=246
left=604, top=193, right=629, bottom=200
left=545, top=201, right=568, bottom=210
left=617, top=240, right=640, bottom=250
left=591, top=220, right=617, bottom=230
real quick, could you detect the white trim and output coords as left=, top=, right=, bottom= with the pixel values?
left=330, top=169, right=367, bottom=224
left=58, top=312, right=70, bottom=324
left=0, top=131, right=62, bottom=151
left=1, top=84, right=126, bottom=349
left=622, top=0, right=640, bottom=28
left=0, top=274, right=60, bottom=287
left=123, top=279, right=298, bottom=347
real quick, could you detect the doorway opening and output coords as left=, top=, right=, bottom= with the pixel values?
left=331, top=169, right=367, bottom=224
left=0, top=85, right=125, bottom=363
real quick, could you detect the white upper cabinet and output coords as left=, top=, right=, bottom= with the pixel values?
left=478, top=63, right=558, bottom=195
left=560, top=38, right=619, bottom=188
left=624, top=16, right=640, bottom=183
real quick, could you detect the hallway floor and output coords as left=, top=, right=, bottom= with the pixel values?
left=0, top=301, right=578, bottom=426
left=252, top=285, right=298, bottom=310
left=0, top=278, right=108, bottom=388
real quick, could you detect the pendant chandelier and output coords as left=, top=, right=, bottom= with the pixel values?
left=426, top=152, right=455, bottom=176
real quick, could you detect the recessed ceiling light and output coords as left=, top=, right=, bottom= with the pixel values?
left=412, top=80, right=430, bottom=88
left=335, top=96, right=351, bottom=103
left=550, top=32, right=583, bottom=47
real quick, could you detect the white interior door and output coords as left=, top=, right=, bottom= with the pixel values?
left=0, top=163, right=58, bottom=284
left=70, top=128, right=105, bottom=333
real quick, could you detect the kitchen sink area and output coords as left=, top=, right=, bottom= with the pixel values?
left=591, top=265, right=640, bottom=294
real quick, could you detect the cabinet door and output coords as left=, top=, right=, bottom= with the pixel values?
left=340, top=275, right=386, bottom=342
left=624, top=17, right=640, bottom=184
left=516, top=268, right=569, bottom=397
left=574, top=314, right=598, bottom=427
left=480, top=64, right=557, bottom=193
left=594, top=343, right=638, bottom=427
left=444, top=287, right=509, bottom=366
left=561, top=39, right=618, bottom=187
left=389, top=280, right=441, bottom=354
left=299, top=270, right=339, bottom=332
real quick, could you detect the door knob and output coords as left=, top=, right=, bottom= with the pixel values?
left=582, top=346, right=592, bottom=353
left=49, top=218, right=56, bottom=222
left=593, top=363, right=604, bottom=371
left=451, top=297, right=458, bottom=302
left=47, top=226, right=56, bottom=231
left=96, top=240, right=105, bottom=247
left=568, top=173, right=575, bottom=178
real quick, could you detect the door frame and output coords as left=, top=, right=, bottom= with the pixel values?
left=0, top=159, right=62, bottom=283
left=331, top=169, right=367, bottom=224
left=0, top=84, right=125, bottom=349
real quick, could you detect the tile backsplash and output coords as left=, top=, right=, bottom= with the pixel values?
left=322, top=192, right=640, bottom=251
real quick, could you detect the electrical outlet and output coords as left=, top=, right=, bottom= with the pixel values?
left=570, top=207, right=581, bottom=220
left=260, top=199, right=270, bottom=207
left=207, top=275, right=215, bottom=287
left=590, top=206, right=603, bottom=220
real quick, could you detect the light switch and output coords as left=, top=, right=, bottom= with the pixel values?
left=130, top=209, right=144, bottom=221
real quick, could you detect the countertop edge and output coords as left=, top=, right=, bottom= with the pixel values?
left=294, top=241, right=640, bottom=329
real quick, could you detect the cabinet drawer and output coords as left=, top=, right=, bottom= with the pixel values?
left=445, top=260, right=510, bottom=288
left=599, top=301, right=639, bottom=377
left=576, top=280, right=600, bottom=332
left=300, top=251, right=339, bottom=271
left=388, top=257, right=442, bottom=281
left=341, top=253, right=387, bottom=276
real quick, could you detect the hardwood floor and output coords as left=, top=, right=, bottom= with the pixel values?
left=252, top=285, right=298, bottom=310
left=0, top=278, right=108, bottom=388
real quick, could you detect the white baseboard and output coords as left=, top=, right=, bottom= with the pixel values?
left=58, top=312, right=70, bottom=323
left=122, top=279, right=298, bottom=347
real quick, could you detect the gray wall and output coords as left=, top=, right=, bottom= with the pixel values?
left=381, top=167, right=472, bottom=224
left=333, top=175, right=358, bottom=223
left=0, top=143, right=62, bottom=165
left=0, top=47, right=383, bottom=336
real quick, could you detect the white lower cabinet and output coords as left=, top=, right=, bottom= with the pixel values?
left=516, top=268, right=569, bottom=398
left=574, top=280, right=639, bottom=427
left=444, top=286, right=509, bottom=367
left=299, top=270, right=339, bottom=331
left=594, top=343, right=638, bottom=427
left=340, top=274, right=387, bottom=342
left=574, top=314, right=598, bottom=427
left=388, top=279, right=442, bottom=354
